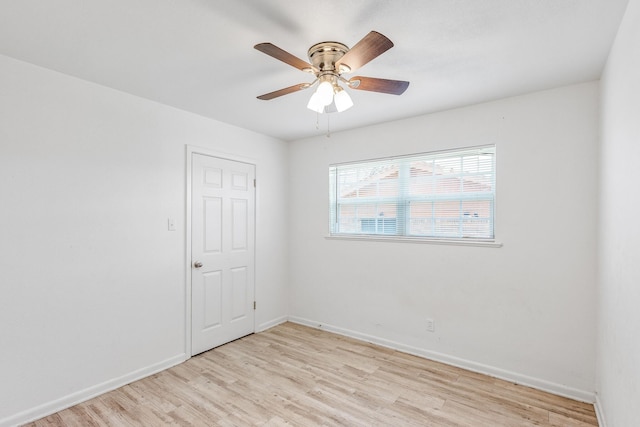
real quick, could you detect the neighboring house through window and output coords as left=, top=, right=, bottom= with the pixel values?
left=329, top=145, right=496, bottom=241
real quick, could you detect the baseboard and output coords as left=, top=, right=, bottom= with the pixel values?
left=1, top=353, right=187, bottom=427
left=594, top=393, right=607, bottom=427
left=257, top=315, right=288, bottom=333
left=288, top=316, right=595, bottom=404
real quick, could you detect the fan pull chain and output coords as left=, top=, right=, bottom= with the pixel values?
left=326, top=114, right=331, bottom=138
left=315, top=112, right=320, bottom=130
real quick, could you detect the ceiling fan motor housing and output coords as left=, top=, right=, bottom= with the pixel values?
left=307, top=42, right=350, bottom=74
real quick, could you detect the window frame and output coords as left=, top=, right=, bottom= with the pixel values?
left=328, top=145, right=500, bottom=247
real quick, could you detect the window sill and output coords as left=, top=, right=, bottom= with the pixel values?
left=324, top=234, right=503, bottom=248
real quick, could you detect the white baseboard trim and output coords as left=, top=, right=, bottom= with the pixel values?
left=257, top=315, right=288, bottom=333
left=594, top=393, right=607, bottom=427
left=1, top=353, right=187, bottom=427
left=288, top=316, right=596, bottom=404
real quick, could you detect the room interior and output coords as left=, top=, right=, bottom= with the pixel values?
left=0, top=1, right=638, bottom=426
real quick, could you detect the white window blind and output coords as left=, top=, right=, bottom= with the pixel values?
left=329, top=145, right=496, bottom=240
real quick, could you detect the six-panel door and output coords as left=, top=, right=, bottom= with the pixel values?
left=191, top=154, right=255, bottom=355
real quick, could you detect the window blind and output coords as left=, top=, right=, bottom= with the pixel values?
left=329, top=145, right=496, bottom=240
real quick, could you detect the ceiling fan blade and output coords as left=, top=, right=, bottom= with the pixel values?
left=257, top=83, right=311, bottom=100
left=348, top=76, right=409, bottom=95
left=254, top=43, right=317, bottom=72
left=337, top=31, right=394, bottom=72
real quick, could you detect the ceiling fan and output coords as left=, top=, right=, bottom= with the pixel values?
left=254, top=31, right=409, bottom=113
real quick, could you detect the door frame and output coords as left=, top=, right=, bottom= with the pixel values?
left=185, top=145, right=257, bottom=358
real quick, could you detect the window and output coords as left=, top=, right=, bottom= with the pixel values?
left=329, top=145, right=496, bottom=241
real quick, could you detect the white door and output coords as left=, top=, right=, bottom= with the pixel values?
left=191, top=153, right=255, bottom=355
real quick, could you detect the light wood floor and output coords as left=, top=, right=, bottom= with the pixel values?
left=25, top=322, right=598, bottom=426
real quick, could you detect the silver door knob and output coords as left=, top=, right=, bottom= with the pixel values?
left=193, top=261, right=203, bottom=269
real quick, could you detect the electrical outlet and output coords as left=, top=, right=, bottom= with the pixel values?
left=426, top=318, right=435, bottom=332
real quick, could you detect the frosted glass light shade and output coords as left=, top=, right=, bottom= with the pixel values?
left=334, top=88, right=353, bottom=112
left=315, top=81, right=334, bottom=106
left=307, top=92, right=325, bottom=113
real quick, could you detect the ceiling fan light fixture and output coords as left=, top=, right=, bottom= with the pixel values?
left=307, top=91, right=325, bottom=113
left=315, top=80, right=334, bottom=106
left=334, top=86, right=353, bottom=112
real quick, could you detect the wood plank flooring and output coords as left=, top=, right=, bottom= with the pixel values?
left=25, top=322, right=598, bottom=426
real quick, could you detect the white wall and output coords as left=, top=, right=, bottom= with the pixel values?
left=597, top=0, right=640, bottom=425
left=0, top=54, right=289, bottom=426
left=288, top=82, right=599, bottom=400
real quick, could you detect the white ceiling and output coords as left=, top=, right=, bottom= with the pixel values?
left=0, top=0, right=630, bottom=141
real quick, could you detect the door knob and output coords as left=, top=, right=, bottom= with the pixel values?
left=193, top=261, right=203, bottom=269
